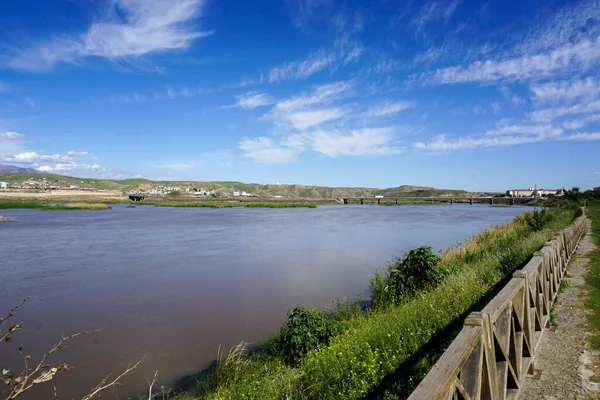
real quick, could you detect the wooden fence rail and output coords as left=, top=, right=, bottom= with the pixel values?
left=408, top=214, right=587, bottom=400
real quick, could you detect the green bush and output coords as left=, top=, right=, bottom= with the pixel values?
left=272, top=306, right=343, bottom=366
left=524, top=209, right=552, bottom=231
left=370, top=246, right=444, bottom=309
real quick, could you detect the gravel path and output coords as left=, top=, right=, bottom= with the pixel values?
left=520, top=220, right=600, bottom=400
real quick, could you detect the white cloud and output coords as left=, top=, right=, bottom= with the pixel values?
left=231, top=92, right=274, bottom=109
left=530, top=77, right=600, bottom=105
left=364, top=101, right=414, bottom=118
left=285, top=0, right=331, bottom=29
left=428, top=37, right=600, bottom=85
left=8, top=0, right=211, bottom=71
left=275, top=81, right=352, bottom=111
left=285, top=108, right=347, bottom=130
left=67, top=151, right=90, bottom=156
left=412, top=0, right=462, bottom=34
left=557, top=132, right=600, bottom=141
left=268, top=51, right=336, bottom=82
left=0, top=83, right=10, bottom=92
left=4, top=152, right=73, bottom=164
left=37, top=162, right=102, bottom=172
left=0, top=131, right=24, bottom=140
left=308, top=127, right=404, bottom=157
left=562, top=114, right=600, bottom=130
left=344, top=47, right=364, bottom=64
left=530, top=100, right=600, bottom=122
left=267, top=81, right=353, bottom=131
left=485, top=124, right=563, bottom=137
left=238, top=137, right=297, bottom=164
left=414, top=134, right=545, bottom=151
left=414, top=122, right=600, bottom=152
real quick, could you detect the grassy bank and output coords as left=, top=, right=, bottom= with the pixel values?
left=584, top=200, right=600, bottom=351
left=153, top=201, right=318, bottom=209
left=0, top=198, right=111, bottom=210
left=183, top=204, right=579, bottom=400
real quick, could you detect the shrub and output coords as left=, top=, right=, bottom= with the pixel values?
left=524, top=209, right=552, bottom=231
left=271, top=306, right=343, bottom=366
left=370, top=246, right=444, bottom=309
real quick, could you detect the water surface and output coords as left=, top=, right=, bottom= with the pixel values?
left=0, top=204, right=527, bottom=398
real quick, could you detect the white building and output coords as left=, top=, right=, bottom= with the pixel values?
left=506, top=188, right=563, bottom=197
left=0, top=182, right=8, bottom=189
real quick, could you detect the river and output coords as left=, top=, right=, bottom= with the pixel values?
left=0, top=204, right=527, bottom=399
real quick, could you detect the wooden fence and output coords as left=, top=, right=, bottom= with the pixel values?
left=408, top=214, right=587, bottom=400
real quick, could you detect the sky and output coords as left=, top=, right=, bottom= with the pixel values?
left=0, top=0, right=599, bottom=191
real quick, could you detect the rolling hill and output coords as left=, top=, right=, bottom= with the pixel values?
left=0, top=171, right=497, bottom=199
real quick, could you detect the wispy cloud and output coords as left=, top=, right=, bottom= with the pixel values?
left=238, top=137, right=298, bottom=164
left=427, top=37, right=600, bottom=85
left=414, top=123, right=600, bottom=151
left=0, top=83, right=10, bottom=92
left=267, top=81, right=353, bottom=131
left=308, top=127, right=404, bottom=157
left=268, top=51, right=336, bottom=82
left=8, top=0, right=211, bottom=72
left=230, top=92, right=274, bottom=109
left=285, top=0, right=332, bottom=29
left=344, top=46, right=364, bottom=64
left=530, top=77, right=600, bottom=105
left=530, top=100, right=600, bottom=122
left=364, top=101, right=414, bottom=118
left=412, top=0, right=462, bottom=34
left=239, top=81, right=408, bottom=163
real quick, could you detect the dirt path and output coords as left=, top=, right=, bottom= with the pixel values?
left=520, top=220, right=600, bottom=400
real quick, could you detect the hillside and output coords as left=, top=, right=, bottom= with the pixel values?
left=0, top=172, right=496, bottom=199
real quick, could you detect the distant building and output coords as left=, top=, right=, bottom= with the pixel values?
left=506, top=188, right=563, bottom=197
left=0, top=182, right=8, bottom=189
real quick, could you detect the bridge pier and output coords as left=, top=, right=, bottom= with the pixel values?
left=469, top=198, right=473, bottom=205
left=450, top=199, right=453, bottom=205
left=489, top=198, right=493, bottom=205
left=510, top=198, right=515, bottom=206
left=377, top=198, right=380, bottom=205
left=395, top=199, right=398, bottom=205
left=343, top=198, right=348, bottom=205
left=360, top=199, right=363, bottom=205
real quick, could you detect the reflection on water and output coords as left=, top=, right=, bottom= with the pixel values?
left=0, top=204, right=527, bottom=398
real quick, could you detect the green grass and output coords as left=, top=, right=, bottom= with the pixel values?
left=585, top=200, right=600, bottom=351
left=193, top=205, right=579, bottom=400
left=0, top=198, right=111, bottom=210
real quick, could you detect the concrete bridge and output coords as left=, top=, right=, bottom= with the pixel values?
left=128, top=194, right=145, bottom=201
left=338, top=196, right=526, bottom=205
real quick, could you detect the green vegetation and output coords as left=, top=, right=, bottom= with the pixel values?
left=585, top=200, right=600, bottom=351
left=185, top=203, right=580, bottom=400
left=370, top=247, right=444, bottom=308
left=0, top=198, right=111, bottom=210
left=125, top=205, right=136, bottom=208
left=267, top=306, right=343, bottom=367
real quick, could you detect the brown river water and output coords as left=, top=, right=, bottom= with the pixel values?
left=0, top=204, right=528, bottom=399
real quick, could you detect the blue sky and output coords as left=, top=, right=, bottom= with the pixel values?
left=0, top=0, right=599, bottom=191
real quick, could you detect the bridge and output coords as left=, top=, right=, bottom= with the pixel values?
left=338, top=196, right=527, bottom=205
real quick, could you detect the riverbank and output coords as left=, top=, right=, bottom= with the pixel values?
left=165, top=203, right=580, bottom=400
left=0, top=198, right=111, bottom=210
